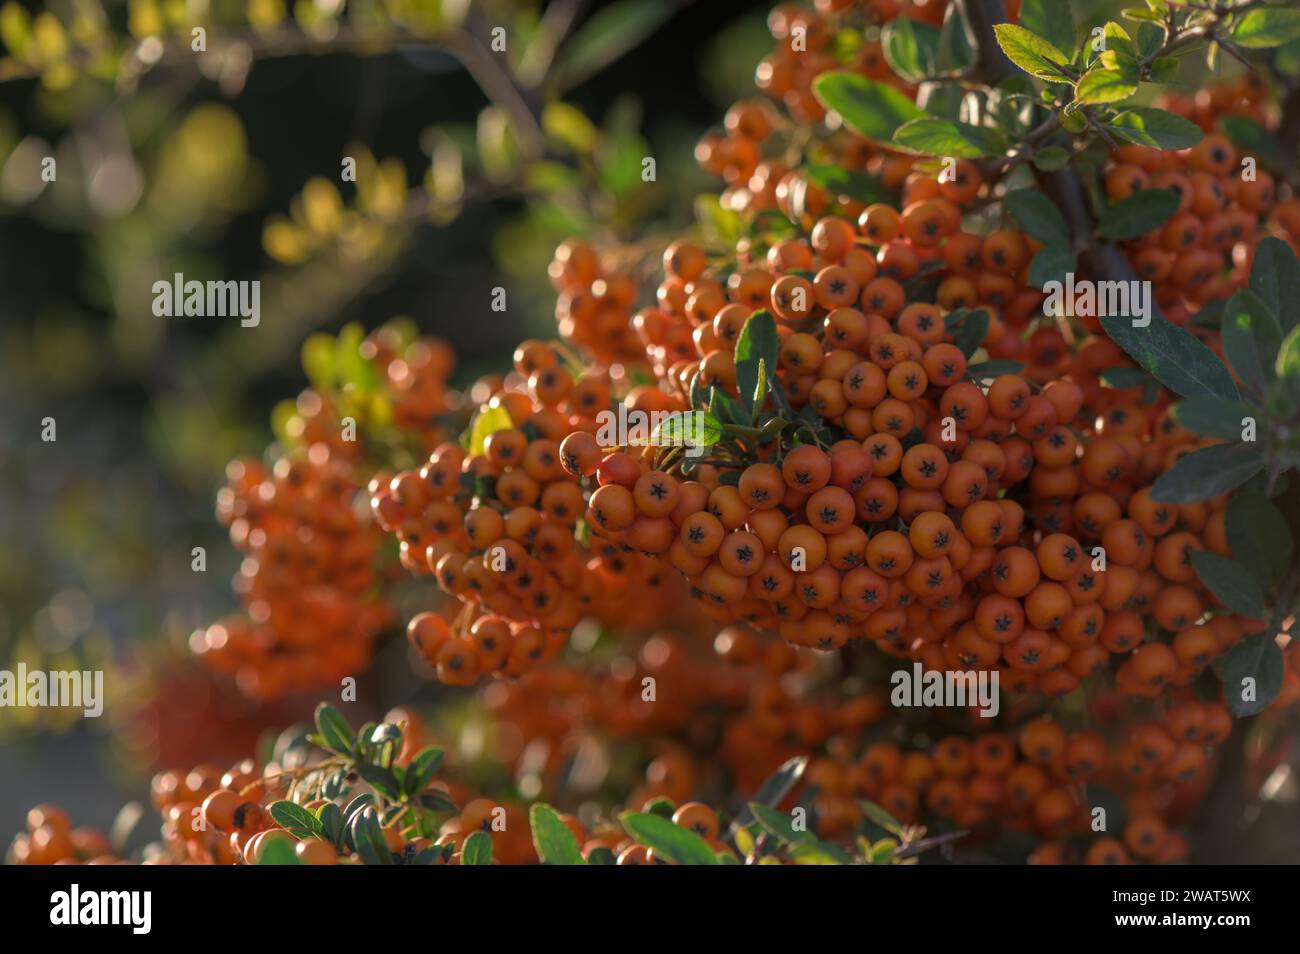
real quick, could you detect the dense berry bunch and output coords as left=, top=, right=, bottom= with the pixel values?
left=195, top=447, right=390, bottom=698
left=192, top=325, right=456, bottom=697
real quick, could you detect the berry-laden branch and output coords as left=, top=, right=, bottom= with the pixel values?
left=962, top=0, right=1144, bottom=287
left=961, top=0, right=1298, bottom=862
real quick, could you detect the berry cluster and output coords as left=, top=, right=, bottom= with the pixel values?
left=192, top=324, right=456, bottom=697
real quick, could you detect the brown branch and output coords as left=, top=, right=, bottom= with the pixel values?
left=957, top=0, right=1014, bottom=86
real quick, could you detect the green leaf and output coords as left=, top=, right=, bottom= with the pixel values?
left=301, top=333, right=336, bottom=388
left=402, top=746, right=444, bottom=798
left=1020, top=0, right=1076, bottom=60
left=351, top=807, right=393, bottom=865
left=789, top=842, right=848, bottom=865
left=1279, top=35, right=1300, bottom=75
left=1170, top=397, right=1252, bottom=441
left=748, top=802, right=812, bottom=845
left=269, top=800, right=322, bottom=839
left=1103, top=107, right=1203, bottom=150
left=419, top=790, right=458, bottom=814
left=733, top=826, right=756, bottom=858
left=729, top=756, right=807, bottom=834
left=709, top=384, right=744, bottom=425
left=881, top=15, right=940, bottom=83
left=694, top=193, right=744, bottom=246
left=1097, top=21, right=1137, bottom=61
left=335, top=323, right=380, bottom=392
left=858, top=800, right=905, bottom=836
left=748, top=803, right=853, bottom=863
left=1147, top=55, right=1179, bottom=83
left=993, top=23, right=1072, bottom=82
left=467, top=402, right=515, bottom=456
left=1231, top=7, right=1300, bottom=49
left=1122, top=7, right=1164, bottom=24
left=1028, top=246, right=1076, bottom=288
left=1190, top=551, right=1267, bottom=618
left=586, top=846, right=616, bottom=865
left=1250, top=237, right=1300, bottom=334
left=1275, top=326, right=1300, bottom=412
left=530, top=803, right=585, bottom=865
left=601, top=133, right=652, bottom=199
left=317, top=802, right=345, bottom=848
left=918, top=82, right=966, bottom=123
left=803, top=164, right=892, bottom=205
left=357, top=765, right=402, bottom=803
left=967, top=360, right=1026, bottom=379
left=1074, top=67, right=1137, bottom=105
left=1221, top=289, right=1282, bottom=394
left=936, top=1, right=974, bottom=71
left=354, top=721, right=378, bottom=759
left=313, top=703, right=355, bottom=756
left=642, top=797, right=676, bottom=819
left=1097, top=189, right=1181, bottom=241
left=642, top=410, right=723, bottom=452
left=734, top=309, right=779, bottom=419
left=753, top=358, right=768, bottom=408
left=811, top=71, right=925, bottom=144
left=256, top=836, right=302, bottom=866
left=1005, top=189, right=1070, bottom=247
left=893, top=117, right=1007, bottom=158
left=1150, top=444, right=1264, bottom=503
left=1226, top=494, right=1293, bottom=586
left=461, top=830, right=493, bottom=865
left=342, top=793, right=375, bottom=825
left=870, top=839, right=899, bottom=864
left=952, top=308, right=990, bottom=358
left=1031, top=145, right=1071, bottom=171
left=0, top=5, right=32, bottom=61
left=553, top=0, right=673, bottom=89
left=1218, top=632, right=1284, bottom=716
left=1133, top=20, right=1163, bottom=58
left=542, top=101, right=601, bottom=154
left=1099, top=313, right=1239, bottom=402
left=369, top=722, right=402, bottom=748
left=620, top=812, right=720, bottom=865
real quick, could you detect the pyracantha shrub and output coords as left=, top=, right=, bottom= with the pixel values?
left=9, top=0, right=1300, bottom=866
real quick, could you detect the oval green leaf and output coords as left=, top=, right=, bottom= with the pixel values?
left=620, top=811, right=720, bottom=865
left=811, top=71, right=925, bottom=144
left=1218, top=632, right=1284, bottom=716
left=1189, top=551, right=1266, bottom=618
left=530, top=803, right=585, bottom=865
left=1149, top=443, right=1263, bottom=503
left=1097, top=188, right=1181, bottom=241
left=1099, top=313, right=1239, bottom=402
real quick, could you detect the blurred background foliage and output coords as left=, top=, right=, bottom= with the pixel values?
left=0, top=0, right=767, bottom=834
